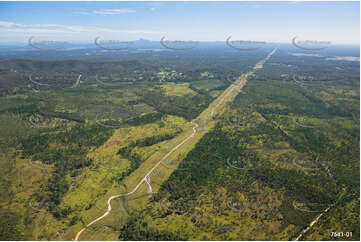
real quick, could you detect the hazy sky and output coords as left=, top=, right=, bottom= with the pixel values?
left=0, top=1, right=359, bottom=44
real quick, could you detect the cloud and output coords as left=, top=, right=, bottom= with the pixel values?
left=0, top=20, right=164, bottom=35
left=0, top=21, right=26, bottom=28
left=0, top=28, right=71, bottom=34
left=150, top=8, right=156, bottom=11
left=288, top=1, right=305, bottom=4
left=73, top=11, right=90, bottom=15
left=147, top=2, right=164, bottom=6
left=93, top=8, right=136, bottom=15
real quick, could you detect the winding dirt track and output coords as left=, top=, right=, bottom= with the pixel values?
left=74, top=123, right=198, bottom=240
left=74, top=48, right=277, bottom=241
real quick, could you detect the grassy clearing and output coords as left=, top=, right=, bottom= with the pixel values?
left=62, top=117, right=188, bottom=239
left=161, top=83, right=197, bottom=96
left=192, top=79, right=224, bottom=91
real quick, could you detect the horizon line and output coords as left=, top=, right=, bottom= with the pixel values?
left=0, top=39, right=359, bottom=46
